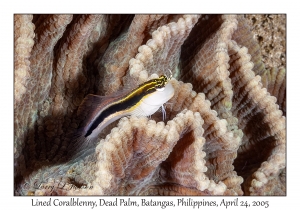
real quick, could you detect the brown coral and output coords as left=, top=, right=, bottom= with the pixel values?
left=14, top=14, right=286, bottom=196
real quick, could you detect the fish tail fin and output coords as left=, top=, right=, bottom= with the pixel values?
left=65, top=128, right=96, bottom=161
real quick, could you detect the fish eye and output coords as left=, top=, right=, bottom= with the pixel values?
left=160, top=75, right=167, bottom=81
left=155, top=83, right=165, bottom=91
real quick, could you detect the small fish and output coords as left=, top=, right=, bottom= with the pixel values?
left=69, top=74, right=174, bottom=155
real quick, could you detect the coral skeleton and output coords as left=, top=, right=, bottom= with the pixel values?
left=14, top=14, right=286, bottom=195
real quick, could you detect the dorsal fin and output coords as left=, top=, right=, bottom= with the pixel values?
left=77, top=94, right=107, bottom=118
left=76, top=93, right=129, bottom=130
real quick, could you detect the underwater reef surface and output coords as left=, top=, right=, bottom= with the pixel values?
left=14, top=14, right=286, bottom=195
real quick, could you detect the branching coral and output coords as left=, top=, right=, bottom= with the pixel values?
left=14, top=14, right=286, bottom=196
